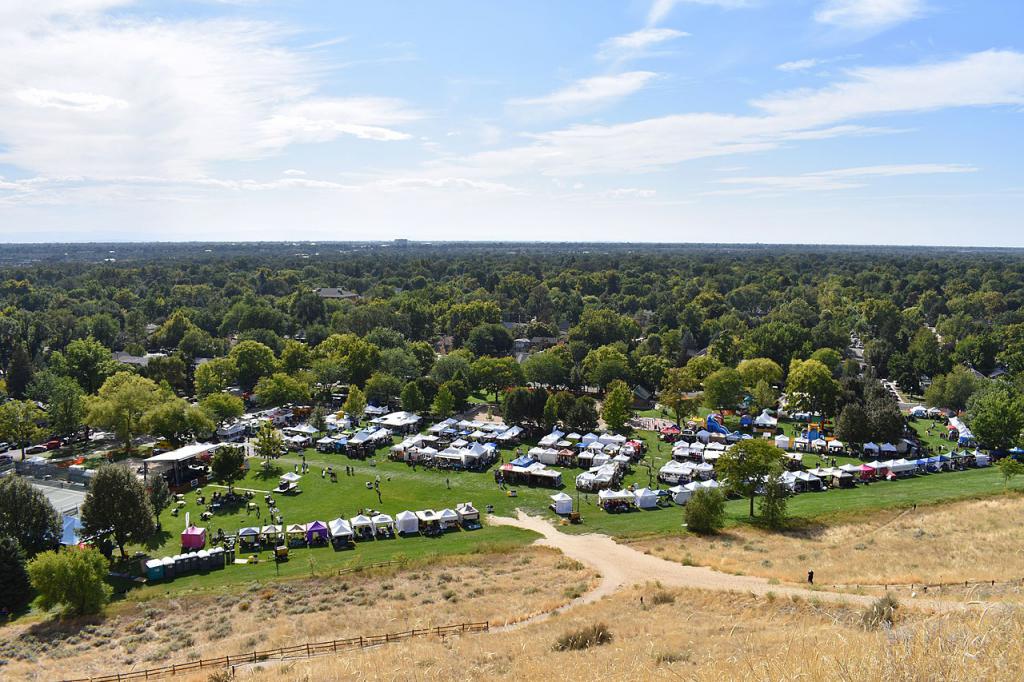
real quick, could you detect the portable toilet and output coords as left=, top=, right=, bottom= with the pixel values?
left=225, top=547, right=236, bottom=565
left=145, top=559, right=164, bottom=581
left=174, top=554, right=189, bottom=574
left=186, top=552, right=199, bottom=572
left=209, top=546, right=225, bottom=569
left=197, top=549, right=210, bottom=571
left=162, top=556, right=176, bottom=580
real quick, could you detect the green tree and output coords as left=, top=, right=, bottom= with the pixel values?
left=966, top=384, right=1024, bottom=452
left=400, top=382, right=426, bottom=413
left=253, top=421, right=284, bottom=465
left=684, top=488, right=726, bottom=535
left=737, top=358, right=783, bottom=390
left=342, top=385, right=368, bottom=422
left=28, top=547, right=112, bottom=616
left=80, top=465, right=156, bottom=558
left=581, top=345, right=631, bottom=390
left=200, top=393, right=244, bottom=424
left=702, top=368, right=744, bottom=411
left=836, top=402, right=870, bottom=448
left=254, top=372, right=311, bottom=407
left=211, top=446, right=247, bottom=492
left=786, top=359, right=840, bottom=419
left=601, top=380, right=632, bottom=433
left=0, top=400, right=46, bottom=460
left=717, top=439, right=786, bottom=517
left=0, top=477, right=60, bottom=556
left=523, top=348, right=571, bottom=388
left=431, top=385, right=456, bottom=419
left=6, top=342, right=33, bottom=399
left=280, top=340, right=312, bottom=374
left=147, top=476, right=172, bottom=531
left=58, top=337, right=118, bottom=394
left=228, top=340, right=278, bottom=391
left=143, top=398, right=215, bottom=446
left=364, top=371, right=404, bottom=406
left=42, top=375, right=85, bottom=439
left=808, top=348, right=843, bottom=375
left=315, top=333, right=381, bottom=386
left=86, top=372, right=163, bottom=451
left=758, top=473, right=789, bottom=530
left=750, top=379, right=778, bottom=413
left=465, top=323, right=514, bottom=357
left=472, top=356, right=525, bottom=403
left=997, top=457, right=1024, bottom=490
left=659, top=366, right=700, bottom=426
left=194, top=357, right=238, bottom=397
left=566, top=396, right=599, bottom=433
left=142, top=354, right=188, bottom=393
left=924, top=366, right=983, bottom=412
left=0, top=535, right=31, bottom=613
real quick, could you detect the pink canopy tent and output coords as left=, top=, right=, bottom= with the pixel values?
left=859, top=464, right=874, bottom=481
left=181, top=525, right=206, bottom=550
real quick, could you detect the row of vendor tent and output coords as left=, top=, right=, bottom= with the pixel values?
left=575, top=462, right=624, bottom=492
left=538, top=430, right=632, bottom=449
left=672, top=440, right=732, bottom=462
left=499, top=456, right=564, bottom=487
left=527, top=446, right=633, bottom=469
left=426, top=418, right=524, bottom=443
left=668, top=479, right=721, bottom=505
left=773, top=434, right=846, bottom=452
left=596, top=487, right=663, bottom=511
left=392, top=441, right=498, bottom=470
left=237, top=521, right=335, bottom=545
left=658, top=459, right=715, bottom=484
left=144, top=546, right=232, bottom=581
left=316, top=435, right=349, bottom=452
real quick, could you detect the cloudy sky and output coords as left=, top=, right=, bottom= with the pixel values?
left=0, top=0, right=1022, bottom=245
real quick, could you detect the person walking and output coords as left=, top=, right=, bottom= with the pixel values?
left=807, top=569, right=814, bottom=585
left=446, top=477, right=450, bottom=489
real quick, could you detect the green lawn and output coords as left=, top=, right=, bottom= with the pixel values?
left=132, top=422, right=1022, bottom=594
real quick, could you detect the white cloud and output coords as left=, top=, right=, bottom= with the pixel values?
left=283, top=169, right=306, bottom=176
left=0, top=5, right=421, bottom=179
left=777, top=58, right=822, bottom=72
left=815, top=0, right=927, bottom=30
left=509, top=71, right=658, bottom=116
left=445, top=51, right=1024, bottom=177
left=599, top=28, right=688, bottom=59
left=715, top=163, right=977, bottom=193
left=648, top=0, right=753, bottom=26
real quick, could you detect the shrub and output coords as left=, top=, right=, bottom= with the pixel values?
left=685, top=488, right=726, bottom=535
left=650, top=591, right=676, bottom=605
left=0, top=535, right=31, bottom=613
left=863, top=594, right=899, bottom=630
left=554, top=622, right=613, bottom=651
left=27, top=547, right=111, bottom=616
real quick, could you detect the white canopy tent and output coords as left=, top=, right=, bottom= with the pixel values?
left=634, top=487, right=659, bottom=509
left=550, top=492, right=573, bottom=515
left=396, top=510, right=419, bottom=534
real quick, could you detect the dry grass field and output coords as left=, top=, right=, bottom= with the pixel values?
left=630, top=493, right=1024, bottom=596
left=215, top=584, right=1024, bottom=682
left=0, top=547, right=596, bottom=681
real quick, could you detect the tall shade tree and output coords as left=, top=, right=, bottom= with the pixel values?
left=40, top=374, right=85, bottom=440
left=253, top=422, right=284, bottom=466
left=142, top=398, right=215, bottom=446
left=786, top=359, right=840, bottom=419
left=254, top=372, right=311, bottom=407
left=923, top=366, right=983, bottom=412
left=581, top=345, right=631, bottom=390
left=81, top=465, right=156, bottom=558
left=702, top=368, right=744, bottom=411
left=28, top=547, right=112, bottom=616
left=57, top=337, right=118, bottom=394
left=400, top=382, right=426, bottom=413
left=86, top=372, right=162, bottom=451
left=601, top=380, right=633, bottom=433
left=200, top=393, right=244, bottom=424
left=364, top=372, right=404, bottom=407
left=0, top=477, right=60, bottom=556
left=836, top=403, right=870, bottom=448
left=717, top=439, right=786, bottom=518
left=147, top=476, right=172, bottom=531
left=228, top=340, right=278, bottom=391
left=966, top=383, right=1024, bottom=452
left=0, top=400, right=46, bottom=460
left=471, top=356, right=525, bottom=403
left=659, top=367, right=700, bottom=426
left=210, top=446, right=247, bottom=492
left=0, top=535, right=31, bottom=613
left=431, top=385, right=456, bottom=419
left=342, top=385, right=367, bottom=423
left=737, top=358, right=784, bottom=389
left=194, top=357, right=238, bottom=397
left=523, top=348, right=571, bottom=388
left=5, top=342, right=33, bottom=399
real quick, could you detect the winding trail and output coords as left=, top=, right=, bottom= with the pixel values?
left=489, top=511, right=973, bottom=617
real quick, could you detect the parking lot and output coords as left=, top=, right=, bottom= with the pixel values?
left=30, top=480, right=87, bottom=516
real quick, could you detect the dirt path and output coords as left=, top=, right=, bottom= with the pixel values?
left=489, top=511, right=971, bottom=614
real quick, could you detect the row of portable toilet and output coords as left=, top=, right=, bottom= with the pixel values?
left=144, top=547, right=234, bottom=581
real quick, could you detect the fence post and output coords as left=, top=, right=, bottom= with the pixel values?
left=360, top=635, right=364, bottom=648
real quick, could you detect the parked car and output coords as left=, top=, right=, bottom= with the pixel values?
left=0, top=442, right=10, bottom=453
left=25, top=445, right=48, bottom=455
left=45, top=439, right=62, bottom=450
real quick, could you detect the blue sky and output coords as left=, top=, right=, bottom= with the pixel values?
left=0, top=0, right=1022, bottom=245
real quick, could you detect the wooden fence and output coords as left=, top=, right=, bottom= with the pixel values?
left=337, top=559, right=404, bottom=575
left=828, top=577, right=1024, bottom=591
left=63, top=621, right=489, bottom=682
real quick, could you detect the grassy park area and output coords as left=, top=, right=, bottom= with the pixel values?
left=128, top=416, right=1024, bottom=600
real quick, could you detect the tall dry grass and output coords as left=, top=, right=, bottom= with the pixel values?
left=0, top=546, right=595, bottom=681
left=633, top=495, right=1024, bottom=592
left=218, top=585, right=1024, bottom=682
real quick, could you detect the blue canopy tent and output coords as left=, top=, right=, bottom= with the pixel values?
left=510, top=455, right=536, bottom=468
left=61, top=516, right=83, bottom=546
